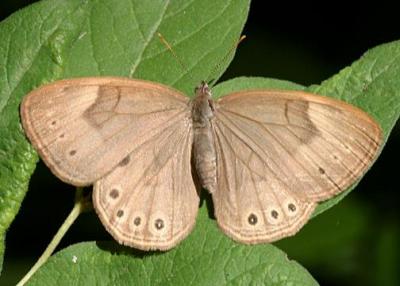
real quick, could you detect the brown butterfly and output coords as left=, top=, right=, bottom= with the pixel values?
left=20, top=76, right=382, bottom=250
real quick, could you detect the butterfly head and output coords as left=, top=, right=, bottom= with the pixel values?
left=195, top=81, right=212, bottom=99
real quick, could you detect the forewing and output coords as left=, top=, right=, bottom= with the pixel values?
left=212, top=90, right=382, bottom=243
left=93, top=118, right=198, bottom=251
left=20, top=77, right=190, bottom=186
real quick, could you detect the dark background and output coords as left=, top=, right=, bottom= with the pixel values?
left=1, top=1, right=399, bottom=285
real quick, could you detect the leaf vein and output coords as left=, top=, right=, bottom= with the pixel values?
left=128, top=0, right=171, bottom=77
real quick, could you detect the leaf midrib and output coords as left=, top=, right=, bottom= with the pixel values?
left=128, top=0, right=170, bottom=77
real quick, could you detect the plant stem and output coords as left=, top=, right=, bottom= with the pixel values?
left=16, top=187, right=91, bottom=286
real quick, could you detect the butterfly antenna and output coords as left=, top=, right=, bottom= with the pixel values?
left=208, top=35, right=246, bottom=87
left=157, top=33, right=195, bottom=82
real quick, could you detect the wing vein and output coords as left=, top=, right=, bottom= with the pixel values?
left=213, top=124, right=238, bottom=223
left=216, top=112, right=318, bottom=190
left=221, top=110, right=345, bottom=193
left=124, top=123, right=191, bottom=208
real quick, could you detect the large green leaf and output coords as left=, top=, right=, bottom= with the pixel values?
left=27, top=206, right=318, bottom=286
left=1, top=0, right=399, bottom=284
left=0, top=0, right=250, bottom=273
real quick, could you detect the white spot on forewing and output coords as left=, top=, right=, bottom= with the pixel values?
left=72, top=255, right=78, bottom=263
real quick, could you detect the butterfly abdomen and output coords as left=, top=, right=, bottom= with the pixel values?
left=193, top=126, right=217, bottom=193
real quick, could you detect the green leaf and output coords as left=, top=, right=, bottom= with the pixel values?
left=27, top=206, right=318, bottom=286
left=1, top=0, right=399, bottom=284
left=309, top=41, right=400, bottom=214
left=0, top=0, right=250, bottom=273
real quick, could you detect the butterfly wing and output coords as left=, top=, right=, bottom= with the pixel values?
left=93, top=112, right=198, bottom=250
left=20, top=77, right=190, bottom=186
left=22, top=77, right=199, bottom=250
left=212, top=90, right=382, bottom=243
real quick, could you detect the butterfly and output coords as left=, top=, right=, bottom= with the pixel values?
left=20, top=76, right=382, bottom=250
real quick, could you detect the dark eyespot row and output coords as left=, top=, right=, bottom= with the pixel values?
left=247, top=205, right=298, bottom=224
left=114, top=210, right=166, bottom=232
left=246, top=202, right=299, bottom=225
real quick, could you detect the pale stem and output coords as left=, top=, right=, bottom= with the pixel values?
left=16, top=187, right=91, bottom=286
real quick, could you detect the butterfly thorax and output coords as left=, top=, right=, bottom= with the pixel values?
left=191, top=82, right=217, bottom=193
left=192, top=81, right=214, bottom=127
